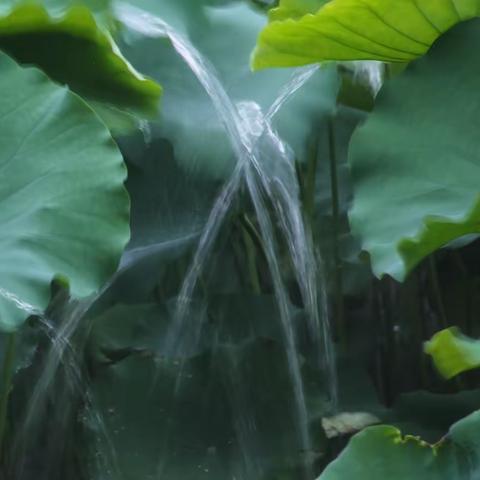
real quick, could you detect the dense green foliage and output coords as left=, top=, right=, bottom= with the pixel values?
left=1, top=0, right=480, bottom=479
left=252, top=1, right=480, bottom=478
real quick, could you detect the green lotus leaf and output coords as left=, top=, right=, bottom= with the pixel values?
left=0, top=51, right=129, bottom=331
left=318, top=410, right=480, bottom=479
left=2, top=0, right=114, bottom=27
left=425, top=328, right=480, bottom=379
left=252, top=0, right=480, bottom=69
left=269, top=0, right=328, bottom=21
left=0, top=1, right=161, bottom=115
left=348, top=19, right=480, bottom=281
left=86, top=305, right=328, bottom=480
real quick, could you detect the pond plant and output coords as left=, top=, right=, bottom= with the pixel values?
left=1, top=1, right=480, bottom=479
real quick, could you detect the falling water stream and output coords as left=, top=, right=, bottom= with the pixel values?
left=2, top=4, right=340, bottom=479
left=117, top=4, right=338, bottom=479
left=4, top=288, right=122, bottom=480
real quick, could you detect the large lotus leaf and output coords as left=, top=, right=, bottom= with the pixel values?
left=83, top=292, right=330, bottom=479
left=424, top=328, right=480, bottom=379
left=88, top=295, right=292, bottom=362
left=318, top=410, right=480, bottom=480
left=0, top=52, right=129, bottom=330
left=82, top=133, right=222, bottom=311
left=269, top=0, right=329, bottom=21
left=90, top=290, right=304, bottom=359
left=86, top=325, right=327, bottom=479
left=345, top=19, right=480, bottom=281
left=0, top=2, right=161, bottom=115
left=116, top=0, right=339, bottom=177
left=2, top=0, right=114, bottom=26
left=119, top=134, right=220, bottom=250
left=252, top=0, right=480, bottom=69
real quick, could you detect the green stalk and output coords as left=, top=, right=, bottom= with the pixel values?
left=304, top=132, right=319, bottom=228
left=0, top=332, right=16, bottom=457
left=295, top=158, right=305, bottom=208
left=241, top=224, right=262, bottom=295
left=451, top=251, right=471, bottom=336
left=327, top=118, right=346, bottom=348
left=428, top=255, right=448, bottom=329
left=414, top=271, right=429, bottom=390
left=231, top=232, right=250, bottom=290
left=239, top=214, right=264, bottom=258
left=374, top=281, right=393, bottom=405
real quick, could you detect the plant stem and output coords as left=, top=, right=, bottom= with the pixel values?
left=0, top=332, right=16, bottom=457
left=415, top=270, right=429, bottom=390
left=239, top=213, right=264, bottom=259
left=428, top=255, right=448, bottom=329
left=241, top=224, right=262, bottom=295
left=451, top=251, right=471, bottom=335
left=295, top=158, right=305, bottom=208
left=304, top=131, right=319, bottom=228
left=375, top=280, right=393, bottom=405
left=328, top=118, right=346, bottom=348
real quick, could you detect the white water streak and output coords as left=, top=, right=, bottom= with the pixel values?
left=11, top=288, right=121, bottom=480
left=6, top=4, right=340, bottom=479
left=117, top=4, right=338, bottom=479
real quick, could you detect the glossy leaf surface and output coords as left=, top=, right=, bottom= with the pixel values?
left=349, top=20, right=480, bottom=280
left=0, top=52, right=129, bottom=330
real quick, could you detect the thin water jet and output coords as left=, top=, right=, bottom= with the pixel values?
left=6, top=4, right=340, bottom=478
left=6, top=289, right=121, bottom=480
left=118, top=4, right=338, bottom=479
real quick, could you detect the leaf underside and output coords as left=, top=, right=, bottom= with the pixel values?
left=0, top=2, right=161, bottom=114
left=252, top=0, right=480, bottom=69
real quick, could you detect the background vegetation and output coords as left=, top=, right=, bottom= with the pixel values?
left=1, top=0, right=480, bottom=479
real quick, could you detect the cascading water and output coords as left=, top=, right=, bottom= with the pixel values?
left=1, top=4, right=341, bottom=479
left=117, top=3, right=338, bottom=479
left=3, top=289, right=121, bottom=480
left=240, top=101, right=338, bottom=409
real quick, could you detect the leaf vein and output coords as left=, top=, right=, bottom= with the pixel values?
left=353, top=0, right=431, bottom=47
left=325, top=16, right=425, bottom=56
left=410, top=0, right=442, bottom=33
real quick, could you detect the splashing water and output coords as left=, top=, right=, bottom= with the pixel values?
left=240, top=101, right=338, bottom=408
left=3, top=4, right=339, bottom=478
left=118, top=3, right=338, bottom=479
left=0, top=288, right=42, bottom=317
left=4, top=288, right=121, bottom=480
left=348, top=60, right=384, bottom=95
